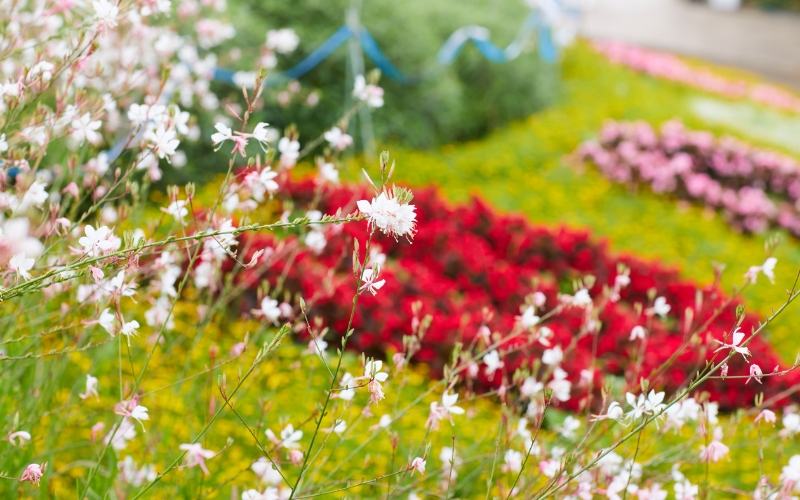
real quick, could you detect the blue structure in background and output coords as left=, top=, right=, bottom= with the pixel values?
left=212, top=9, right=558, bottom=88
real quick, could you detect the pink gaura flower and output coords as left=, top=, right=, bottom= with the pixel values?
left=755, top=409, right=777, bottom=426
left=410, top=457, right=426, bottom=475
left=747, top=364, right=763, bottom=384
left=19, top=462, right=46, bottom=485
left=179, top=443, right=215, bottom=475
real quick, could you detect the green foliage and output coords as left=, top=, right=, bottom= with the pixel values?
left=223, top=0, right=559, bottom=149
left=744, top=0, right=800, bottom=11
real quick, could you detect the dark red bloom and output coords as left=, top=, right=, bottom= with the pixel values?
left=237, top=178, right=799, bottom=411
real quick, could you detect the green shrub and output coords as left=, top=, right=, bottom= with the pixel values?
left=222, top=0, right=560, bottom=149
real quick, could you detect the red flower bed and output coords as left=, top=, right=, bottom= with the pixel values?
left=238, top=178, right=798, bottom=410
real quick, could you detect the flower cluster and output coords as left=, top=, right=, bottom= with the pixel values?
left=579, top=119, right=800, bottom=237
left=592, top=40, right=800, bottom=114
left=236, top=178, right=798, bottom=411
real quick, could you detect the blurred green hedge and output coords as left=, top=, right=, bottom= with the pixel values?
left=744, top=0, right=800, bottom=10
left=222, top=0, right=560, bottom=149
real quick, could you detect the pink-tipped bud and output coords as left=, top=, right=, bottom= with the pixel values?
left=290, top=449, right=303, bottom=466
left=62, top=182, right=79, bottom=198
left=230, top=342, right=246, bottom=358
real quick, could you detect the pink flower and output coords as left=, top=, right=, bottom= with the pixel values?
left=747, top=364, right=763, bottom=384
left=114, top=396, right=149, bottom=431
left=62, top=182, right=79, bottom=198
left=19, top=463, right=46, bottom=485
left=426, top=392, right=465, bottom=430
left=179, top=443, right=215, bottom=475
left=290, top=449, right=303, bottom=466
left=392, top=352, right=405, bottom=369
left=699, top=428, right=729, bottom=463
left=410, top=457, right=426, bottom=475
left=230, top=342, right=246, bottom=358
left=755, top=409, right=777, bottom=426
left=91, top=422, right=105, bottom=442
left=7, top=431, right=31, bottom=446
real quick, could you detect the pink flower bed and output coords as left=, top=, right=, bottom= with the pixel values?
left=592, top=40, right=800, bottom=114
left=579, top=119, right=800, bottom=236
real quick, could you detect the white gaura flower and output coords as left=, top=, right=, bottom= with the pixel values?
left=441, top=391, right=465, bottom=416
left=79, top=225, right=115, bottom=256
left=323, top=127, right=353, bottom=151
left=674, top=479, right=698, bottom=500
left=70, top=113, right=102, bottom=145
left=547, top=368, right=571, bottom=402
left=572, top=289, right=592, bottom=307
left=357, top=192, right=417, bottom=240
left=266, top=424, right=302, bottom=449
left=542, top=345, right=563, bottom=366
left=762, top=257, right=778, bottom=283
left=781, top=455, right=800, bottom=483
left=251, top=122, right=271, bottom=152
left=21, top=126, right=47, bottom=146
left=18, top=181, right=49, bottom=211
left=503, top=450, right=522, bottom=472
left=713, top=327, right=750, bottom=360
left=242, top=488, right=279, bottom=500
left=145, top=126, right=179, bottom=159
left=266, top=28, right=299, bottom=54
left=110, top=270, right=137, bottom=297
left=559, top=415, right=580, bottom=439
left=98, top=308, right=116, bottom=334
left=330, top=419, right=346, bottom=434
left=592, top=401, right=624, bottom=422
left=129, top=405, right=149, bottom=430
left=9, top=252, right=34, bottom=279
left=625, top=392, right=647, bottom=420
left=79, top=374, right=99, bottom=400
left=318, top=162, right=339, bottom=184
left=253, top=297, right=281, bottom=324
left=520, top=377, right=543, bottom=399
left=745, top=257, right=778, bottom=284
left=337, top=373, right=356, bottom=401
left=483, top=350, right=504, bottom=379
left=120, top=320, right=140, bottom=344
left=364, top=360, right=389, bottom=382
left=251, top=457, right=283, bottom=485
left=304, top=229, right=326, bottom=255
left=247, top=167, right=279, bottom=202
left=161, top=200, right=188, bottom=221
left=629, top=325, right=646, bottom=341
left=782, top=413, right=800, bottom=436
left=353, top=75, right=384, bottom=108
left=93, top=0, right=119, bottom=30
left=518, top=305, right=540, bottom=329
left=648, top=296, right=671, bottom=317
left=278, top=137, right=300, bottom=167
left=210, top=123, right=234, bottom=150
left=359, top=266, right=386, bottom=296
